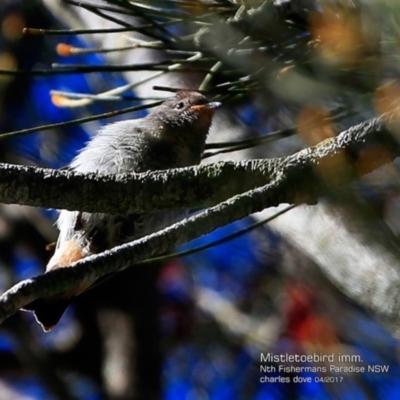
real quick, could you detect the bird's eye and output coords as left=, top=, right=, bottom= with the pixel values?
left=174, top=101, right=185, bottom=110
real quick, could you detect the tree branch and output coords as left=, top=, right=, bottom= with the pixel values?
left=0, top=180, right=282, bottom=324
left=0, top=113, right=399, bottom=214
left=0, top=112, right=399, bottom=324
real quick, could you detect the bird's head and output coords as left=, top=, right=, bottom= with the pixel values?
left=150, top=90, right=221, bottom=132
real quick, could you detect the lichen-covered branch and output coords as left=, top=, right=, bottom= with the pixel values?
left=0, top=112, right=399, bottom=325
left=0, top=181, right=279, bottom=324
left=0, top=113, right=399, bottom=215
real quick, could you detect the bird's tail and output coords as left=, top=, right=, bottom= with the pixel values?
left=21, top=238, right=90, bottom=332
left=22, top=296, right=72, bottom=332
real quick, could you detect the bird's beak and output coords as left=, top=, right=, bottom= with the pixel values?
left=190, top=101, right=222, bottom=111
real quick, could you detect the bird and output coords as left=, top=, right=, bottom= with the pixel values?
left=22, top=90, right=221, bottom=332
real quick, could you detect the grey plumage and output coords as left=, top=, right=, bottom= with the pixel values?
left=23, top=91, right=220, bottom=331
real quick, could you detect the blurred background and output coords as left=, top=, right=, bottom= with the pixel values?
left=1, top=0, right=400, bottom=399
